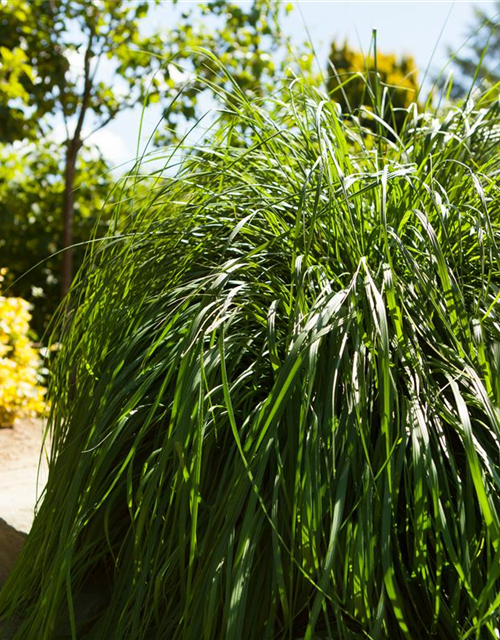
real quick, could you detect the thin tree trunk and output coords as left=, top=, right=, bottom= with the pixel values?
left=59, top=30, right=93, bottom=298
left=61, top=140, right=78, bottom=298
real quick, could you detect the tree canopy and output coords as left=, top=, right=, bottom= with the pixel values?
left=0, top=0, right=295, bottom=327
left=0, top=141, right=112, bottom=333
left=447, top=1, right=500, bottom=97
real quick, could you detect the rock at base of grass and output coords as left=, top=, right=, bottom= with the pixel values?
left=0, top=518, right=26, bottom=591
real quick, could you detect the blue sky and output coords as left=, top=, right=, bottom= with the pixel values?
left=284, top=1, right=475, bottom=72
left=91, top=1, right=482, bottom=168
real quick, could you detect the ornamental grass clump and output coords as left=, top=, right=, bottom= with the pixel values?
left=2, top=72, right=500, bottom=639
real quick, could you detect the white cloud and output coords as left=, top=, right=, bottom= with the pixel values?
left=64, top=47, right=86, bottom=83
left=50, top=122, right=68, bottom=145
left=44, top=118, right=134, bottom=170
left=85, top=127, right=133, bottom=167
left=167, top=63, right=195, bottom=86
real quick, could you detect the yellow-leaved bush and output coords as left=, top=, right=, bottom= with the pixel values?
left=327, top=41, right=419, bottom=131
left=0, top=268, right=46, bottom=427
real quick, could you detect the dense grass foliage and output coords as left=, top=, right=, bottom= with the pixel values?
left=2, top=77, right=500, bottom=639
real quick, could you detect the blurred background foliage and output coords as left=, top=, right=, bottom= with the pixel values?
left=0, top=141, right=111, bottom=333
left=0, top=269, right=46, bottom=427
left=327, top=41, right=419, bottom=131
left=0, top=0, right=296, bottom=335
left=446, top=0, right=500, bottom=98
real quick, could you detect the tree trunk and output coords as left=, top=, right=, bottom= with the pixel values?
left=61, top=140, right=78, bottom=298
left=59, top=29, right=93, bottom=298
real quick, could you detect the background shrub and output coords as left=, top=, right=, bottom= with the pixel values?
left=0, top=269, right=46, bottom=427
left=327, top=40, right=419, bottom=131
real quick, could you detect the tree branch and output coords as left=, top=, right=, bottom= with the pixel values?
left=71, top=29, right=95, bottom=150
left=45, top=0, right=70, bottom=134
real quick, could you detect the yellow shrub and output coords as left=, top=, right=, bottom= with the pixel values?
left=0, top=268, right=46, bottom=427
left=327, top=41, right=419, bottom=131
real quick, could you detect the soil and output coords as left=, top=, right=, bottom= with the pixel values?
left=0, top=419, right=111, bottom=635
left=0, top=418, right=48, bottom=594
left=0, top=418, right=48, bottom=534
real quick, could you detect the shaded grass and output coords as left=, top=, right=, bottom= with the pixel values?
left=2, top=69, right=500, bottom=639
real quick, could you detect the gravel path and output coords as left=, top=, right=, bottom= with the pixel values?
left=0, top=420, right=111, bottom=632
left=0, top=419, right=49, bottom=534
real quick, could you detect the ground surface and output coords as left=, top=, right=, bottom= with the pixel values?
left=0, top=419, right=48, bottom=534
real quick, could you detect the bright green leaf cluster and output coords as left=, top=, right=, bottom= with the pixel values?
left=0, top=46, right=33, bottom=102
